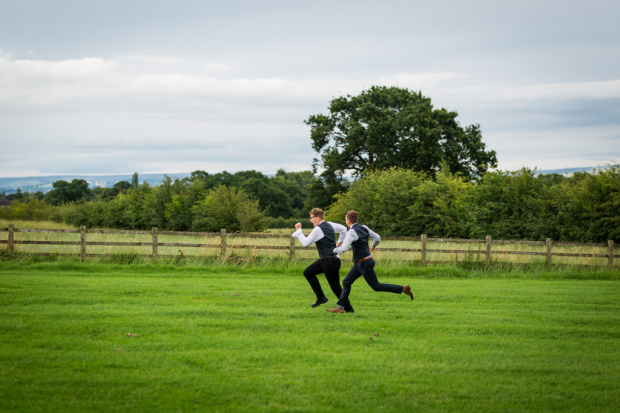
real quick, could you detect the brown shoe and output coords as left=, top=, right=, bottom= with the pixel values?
left=325, top=307, right=344, bottom=314
left=404, top=285, right=413, bottom=300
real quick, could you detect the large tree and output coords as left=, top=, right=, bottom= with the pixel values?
left=47, top=179, right=92, bottom=205
left=305, top=86, right=498, bottom=205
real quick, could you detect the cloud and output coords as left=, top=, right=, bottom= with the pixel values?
left=484, top=124, right=619, bottom=170
left=0, top=52, right=619, bottom=176
left=0, top=55, right=120, bottom=105
left=0, top=54, right=326, bottom=107
left=120, top=55, right=189, bottom=64
left=377, top=73, right=466, bottom=87
left=449, top=80, right=620, bottom=103
left=3, top=53, right=618, bottom=111
left=203, top=63, right=234, bottom=72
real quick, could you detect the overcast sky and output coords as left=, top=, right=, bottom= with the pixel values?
left=1, top=0, right=619, bottom=177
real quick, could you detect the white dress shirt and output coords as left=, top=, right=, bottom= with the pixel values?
left=292, top=221, right=347, bottom=251
left=333, top=225, right=381, bottom=255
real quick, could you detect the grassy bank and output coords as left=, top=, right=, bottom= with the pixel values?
left=1, top=264, right=619, bottom=412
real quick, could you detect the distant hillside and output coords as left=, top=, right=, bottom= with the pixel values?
left=531, top=166, right=611, bottom=175
left=0, top=173, right=191, bottom=194
left=0, top=166, right=612, bottom=194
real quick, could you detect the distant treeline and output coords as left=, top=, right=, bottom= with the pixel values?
left=0, top=170, right=315, bottom=232
left=2, top=166, right=618, bottom=241
left=326, top=164, right=619, bottom=243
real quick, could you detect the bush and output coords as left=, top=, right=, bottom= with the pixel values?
left=192, top=186, right=265, bottom=232
left=0, top=199, right=57, bottom=221
left=325, top=164, right=620, bottom=242
left=45, top=182, right=266, bottom=233
left=326, top=168, right=428, bottom=234
left=264, top=216, right=312, bottom=229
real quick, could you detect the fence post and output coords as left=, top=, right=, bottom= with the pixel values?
left=290, top=236, right=295, bottom=260
left=546, top=238, right=552, bottom=266
left=80, top=226, right=86, bottom=262
left=486, top=236, right=492, bottom=266
left=152, top=227, right=158, bottom=262
left=421, top=234, right=427, bottom=265
left=609, top=240, right=614, bottom=268
left=8, top=224, right=14, bottom=257
left=220, top=229, right=227, bottom=259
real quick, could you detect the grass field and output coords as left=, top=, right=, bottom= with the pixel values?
left=1, top=261, right=619, bottom=412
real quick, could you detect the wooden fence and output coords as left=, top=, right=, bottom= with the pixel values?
left=0, top=224, right=618, bottom=267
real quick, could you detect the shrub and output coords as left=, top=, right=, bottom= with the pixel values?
left=192, top=186, right=265, bottom=232
left=264, top=216, right=312, bottom=229
left=326, top=168, right=428, bottom=235
left=325, top=164, right=620, bottom=242
left=0, top=199, right=57, bottom=221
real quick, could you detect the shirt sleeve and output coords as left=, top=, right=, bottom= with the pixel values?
left=364, top=225, right=381, bottom=247
left=292, top=226, right=324, bottom=247
left=328, top=222, right=347, bottom=244
left=333, top=228, right=359, bottom=254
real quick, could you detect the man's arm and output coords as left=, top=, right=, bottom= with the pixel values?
left=292, top=226, right=324, bottom=247
left=333, top=228, right=359, bottom=254
left=328, top=222, right=347, bottom=245
left=365, top=226, right=381, bottom=247
left=364, top=225, right=381, bottom=253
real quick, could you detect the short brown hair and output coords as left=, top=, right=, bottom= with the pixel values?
left=310, top=208, right=325, bottom=220
left=346, top=210, right=358, bottom=223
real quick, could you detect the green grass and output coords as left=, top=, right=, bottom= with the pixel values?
left=1, top=262, right=619, bottom=412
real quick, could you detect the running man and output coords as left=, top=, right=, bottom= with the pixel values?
left=292, top=208, right=354, bottom=312
left=326, top=210, right=413, bottom=313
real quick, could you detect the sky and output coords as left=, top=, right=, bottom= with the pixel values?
left=1, top=0, right=619, bottom=177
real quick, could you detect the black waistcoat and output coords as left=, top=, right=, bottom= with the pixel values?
left=351, top=223, right=371, bottom=262
left=315, top=221, right=337, bottom=260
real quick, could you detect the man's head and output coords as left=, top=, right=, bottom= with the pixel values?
left=345, top=210, right=358, bottom=228
left=309, top=208, right=325, bottom=227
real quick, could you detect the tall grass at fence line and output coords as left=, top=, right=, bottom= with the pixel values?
left=1, top=236, right=613, bottom=267
left=267, top=228, right=296, bottom=234
left=1, top=221, right=616, bottom=269
left=0, top=219, right=77, bottom=230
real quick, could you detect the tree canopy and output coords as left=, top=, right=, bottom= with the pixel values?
left=305, top=86, right=498, bottom=206
left=92, top=181, right=133, bottom=200
left=188, top=169, right=314, bottom=218
left=47, top=179, right=92, bottom=205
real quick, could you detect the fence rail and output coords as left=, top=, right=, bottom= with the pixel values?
left=1, top=224, right=618, bottom=267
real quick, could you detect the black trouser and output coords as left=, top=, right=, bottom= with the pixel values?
left=337, top=258, right=402, bottom=308
left=303, top=258, right=342, bottom=300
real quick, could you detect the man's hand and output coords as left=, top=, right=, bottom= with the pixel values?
left=370, top=246, right=377, bottom=253
left=294, top=222, right=302, bottom=230
left=336, top=242, right=342, bottom=247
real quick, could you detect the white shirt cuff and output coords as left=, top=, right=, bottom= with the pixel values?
left=292, top=228, right=303, bottom=237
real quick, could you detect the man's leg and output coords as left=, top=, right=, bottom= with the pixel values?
left=322, top=259, right=354, bottom=312
left=333, top=264, right=363, bottom=310
left=359, top=259, right=406, bottom=295
left=321, top=259, right=342, bottom=298
left=303, top=259, right=329, bottom=307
